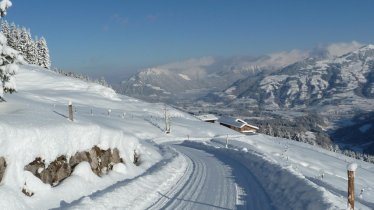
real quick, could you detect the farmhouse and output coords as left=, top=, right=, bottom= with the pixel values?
left=196, top=114, right=218, bottom=123
left=218, top=116, right=259, bottom=133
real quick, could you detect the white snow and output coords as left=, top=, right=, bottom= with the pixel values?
left=225, top=86, right=236, bottom=94
left=1, top=63, right=374, bottom=209
left=0, top=0, right=11, bottom=14
left=207, top=134, right=374, bottom=209
left=0, top=64, right=238, bottom=209
left=178, top=73, right=191, bottom=81
left=347, top=163, right=358, bottom=172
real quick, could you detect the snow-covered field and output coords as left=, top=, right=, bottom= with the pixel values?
left=0, top=64, right=373, bottom=209
left=0, top=65, right=235, bottom=209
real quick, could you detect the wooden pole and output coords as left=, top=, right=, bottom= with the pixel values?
left=68, top=100, right=73, bottom=121
left=347, top=170, right=355, bottom=210
left=347, top=163, right=357, bottom=210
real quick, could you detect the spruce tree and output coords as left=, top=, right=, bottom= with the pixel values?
left=28, top=39, right=38, bottom=65
left=7, top=22, right=16, bottom=48
left=0, top=0, right=18, bottom=102
left=36, top=37, right=51, bottom=69
left=19, top=27, right=33, bottom=63
left=1, top=19, right=9, bottom=38
left=1, top=20, right=51, bottom=69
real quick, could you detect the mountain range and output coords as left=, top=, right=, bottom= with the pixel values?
left=118, top=43, right=374, bottom=154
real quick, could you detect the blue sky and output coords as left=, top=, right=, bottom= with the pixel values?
left=4, top=0, right=374, bottom=79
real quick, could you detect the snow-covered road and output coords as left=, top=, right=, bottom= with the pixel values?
left=59, top=143, right=275, bottom=210
left=149, top=144, right=274, bottom=210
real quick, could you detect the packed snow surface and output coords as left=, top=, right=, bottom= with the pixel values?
left=0, top=64, right=374, bottom=210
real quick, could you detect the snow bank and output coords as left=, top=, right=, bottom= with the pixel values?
left=209, top=134, right=374, bottom=209
left=0, top=121, right=162, bottom=209
left=0, top=65, right=168, bottom=209
left=58, top=145, right=187, bottom=210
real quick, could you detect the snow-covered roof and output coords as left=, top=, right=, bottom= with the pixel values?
left=196, top=114, right=218, bottom=121
left=218, top=116, right=259, bottom=130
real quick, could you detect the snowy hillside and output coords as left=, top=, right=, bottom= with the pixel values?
left=0, top=64, right=236, bottom=209
left=1, top=64, right=373, bottom=209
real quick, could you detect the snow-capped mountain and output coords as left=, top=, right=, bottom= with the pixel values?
left=193, top=45, right=374, bottom=153
left=119, top=51, right=310, bottom=103
left=208, top=45, right=374, bottom=113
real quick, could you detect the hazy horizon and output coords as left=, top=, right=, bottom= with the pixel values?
left=5, top=0, right=374, bottom=81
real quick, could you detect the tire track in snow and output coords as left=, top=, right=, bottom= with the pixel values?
left=151, top=145, right=235, bottom=210
left=150, top=144, right=274, bottom=210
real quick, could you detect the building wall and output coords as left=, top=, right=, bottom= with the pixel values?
left=241, top=126, right=257, bottom=133
left=220, top=123, right=242, bottom=133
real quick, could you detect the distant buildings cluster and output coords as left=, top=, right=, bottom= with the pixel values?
left=196, top=114, right=259, bottom=134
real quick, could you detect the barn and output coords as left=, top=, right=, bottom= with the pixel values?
left=218, top=116, right=259, bottom=133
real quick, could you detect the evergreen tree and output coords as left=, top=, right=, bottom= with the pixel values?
left=0, top=20, right=51, bottom=69
left=27, top=39, right=38, bottom=65
left=36, top=37, right=50, bottom=69
left=7, top=22, right=16, bottom=48
left=19, top=28, right=33, bottom=63
left=0, top=0, right=18, bottom=102
left=1, top=19, right=9, bottom=38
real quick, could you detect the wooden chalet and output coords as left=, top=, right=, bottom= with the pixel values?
left=218, top=116, right=259, bottom=133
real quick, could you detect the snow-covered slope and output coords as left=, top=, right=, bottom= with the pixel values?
left=1, top=64, right=374, bottom=210
left=0, top=64, right=236, bottom=209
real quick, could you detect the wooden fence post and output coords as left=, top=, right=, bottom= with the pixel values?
left=68, top=100, right=73, bottom=121
left=347, top=163, right=357, bottom=210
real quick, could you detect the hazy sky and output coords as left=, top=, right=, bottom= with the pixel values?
left=4, top=0, right=374, bottom=80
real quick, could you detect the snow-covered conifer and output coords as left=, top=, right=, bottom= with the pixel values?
left=0, top=15, right=51, bottom=69
left=1, top=19, right=9, bottom=37
left=19, top=28, right=33, bottom=63
left=36, top=37, right=51, bottom=69
left=0, top=0, right=19, bottom=101
left=27, top=39, right=38, bottom=64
